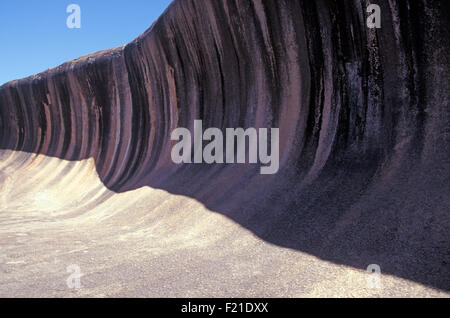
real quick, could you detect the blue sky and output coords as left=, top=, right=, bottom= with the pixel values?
left=0, top=0, right=173, bottom=85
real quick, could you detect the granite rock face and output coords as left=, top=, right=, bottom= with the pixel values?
left=0, top=0, right=449, bottom=291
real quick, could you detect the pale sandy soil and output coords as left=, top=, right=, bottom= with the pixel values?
left=0, top=150, right=447, bottom=298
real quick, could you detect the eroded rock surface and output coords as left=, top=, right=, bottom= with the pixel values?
left=0, top=0, right=449, bottom=296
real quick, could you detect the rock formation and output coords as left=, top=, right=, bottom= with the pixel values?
left=0, top=0, right=449, bottom=295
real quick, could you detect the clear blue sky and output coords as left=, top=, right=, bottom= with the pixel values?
left=0, top=0, right=173, bottom=85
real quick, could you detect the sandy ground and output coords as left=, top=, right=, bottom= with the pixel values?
left=0, top=150, right=447, bottom=298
